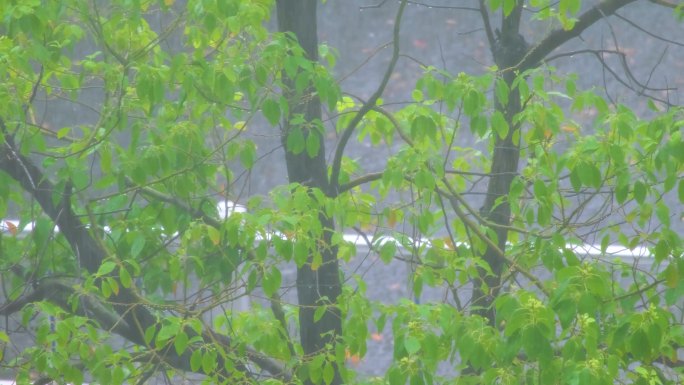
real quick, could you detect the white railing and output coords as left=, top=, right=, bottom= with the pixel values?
left=1, top=201, right=656, bottom=261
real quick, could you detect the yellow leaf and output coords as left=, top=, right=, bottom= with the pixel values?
left=387, top=209, right=398, bottom=228
left=311, top=252, right=322, bottom=271
left=544, top=129, right=553, bottom=139
left=207, top=226, right=221, bottom=245
left=664, top=264, right=678, bottom=288
left=561, top=124, right=578, bottom=134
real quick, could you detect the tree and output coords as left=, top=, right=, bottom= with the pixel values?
left=0, top=0, right=682, bottom=384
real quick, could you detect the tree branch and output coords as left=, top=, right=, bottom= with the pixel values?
left=0, top=118, right=289, bottom=380
left=0, top=277, right=136, bottom=340
left=614, top=12, right=684, bottom=47
left=479, top=0, right=496, bottom=53
left=436, top=186, right=550, bottom=297
left=648, top=0, right=679, bottom=8
left=328, top=0, right=407, bottom=196
left=338, top=171, right=384, bottom=193
left=516, top=0, right=639, bottom=72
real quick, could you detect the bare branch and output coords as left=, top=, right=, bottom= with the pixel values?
left=336, top=41, right=393, bottom=84
left=338, top=172, right=384, bottom=193
left=403, top=0, right=480, bottom=11
left=517, top=0, right=639, bottom=72
left=479, top=0, right=497, bottom=54
left=648, top=0, right=679, bottom=8
left=360, top=0, right=480, bottom=11
left=545, top=48, right=676, bottom=105
left=614, top=12, right=684, bottom=47
left=329, top=0, right=408, bottom=196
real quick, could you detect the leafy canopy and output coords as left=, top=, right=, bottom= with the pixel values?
left=0, top=0, right=683, bottom=385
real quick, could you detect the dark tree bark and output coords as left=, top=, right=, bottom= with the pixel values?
left=472, top=1, right=528, bottom=324
left=276, top=2, right=343, bottom=384
left=472, top=0, right=639, bottom=325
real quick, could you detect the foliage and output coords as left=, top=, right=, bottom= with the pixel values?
left=0, top=0, right=682, bottom=384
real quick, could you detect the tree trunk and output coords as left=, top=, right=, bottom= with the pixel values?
left=276, top=2, right=343, bottom=384
left=472, top=3, right=527, bottom=324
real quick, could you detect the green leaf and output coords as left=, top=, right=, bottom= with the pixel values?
left=202, top=349, right=217, bottom=374
left=489, top=0, right=502, bottom=11
left=503, top=0, right=516, bottom=17
left=491, top=110, right=509, bottom=139
left=107, top=277, right=119, bottom=296
left=157, top=321, right=180, bottom=344
left=664, top=263, right=678, bottom=288
left=215, top=72, right=234, bottom=101
left=190, top=349, right=202, bottom=372
left=308, top=355, right=325, bottom=384
left=262, top=265, right=282, bottom=297
left=569, top=167, right=582, bottom=192
left=568, top=0, right=581, bottom=14
left=404, top=336, right=421, bottom=354
left=112, top=366, right=124, bottom=385
left=678, top=179, right=684, bottom=203
left=522, top=327, right=553, bottom=361
left=98, top=261, right=117, bottom=276
left=410, top=374, right=425, bottom=385
left=495, top=77, right=509, bottom=105
left=119, top=266, right=132, bottom=288
left=554, top=299, right=577, bottom=329
left=537, top=204, right=551, bottom=226
left=145, top=325, right=156, bottom=345
left=600, top=234, right=609, bottom=254
left=411, top=114, right=437, bottom=141
left=533, top=179, right=547, bottom=200
left=629, top=330, right=651, bottom=361
left=470, top=115, right=488, bottom=137
left=323, top=361, right=335, bottom=385
left=262, top=98, right=281, bottom=126
left=616, top=182, right=629, bottom=204
left=314, top=304, right=327, bottom=322
left=207, top=226, right=221, bottom=245
left=633, top=181, right=647, bottom=204
left=654, top=239, right=670, bottom=262
left=57, top=127, right=71, bottom=139
left=174, top=331, right=189, bottom=355
left=131, top=234, right=145, bottom=258
left=240, top=141, right=258, bottom=169
left=286, top=126, right=305, bottom=154
left=414, top=169, right=435, bottom=190
left=306, top=133, right=321, bottom=158
left=388, top=366, right=407, bottom=385
left=411, top=89, right=424, bottom=102
left=577, top=292, right=598, bottom=314
left=378, top=241, right=397, bottom=263
left=656, top=203, right=670, bottom=227
left=577, top=162, right=601, bottom=188
left=464, top=89, right=481, bottom=116
left=505, top=310, right=527, bottom=336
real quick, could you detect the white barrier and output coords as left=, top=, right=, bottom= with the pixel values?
left=0, top=200, right=657, bottom=261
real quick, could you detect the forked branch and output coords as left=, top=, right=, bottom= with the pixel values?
left=329, top=0, right=407, bottom=196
